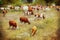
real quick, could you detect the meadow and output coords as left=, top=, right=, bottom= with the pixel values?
left=0, top=8, right=60, bottom=40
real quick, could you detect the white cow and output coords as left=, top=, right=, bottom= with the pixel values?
left=45, top=7, right=51, bottom=11
left=0, top=7, right=5, bottom=10
left=23, top=5, right=28, bottom=15
left=15, top=6, right=20, bottom=11
left=23, top=5, right=28, bottom=11
left=5, top=7, right=10, bottom=10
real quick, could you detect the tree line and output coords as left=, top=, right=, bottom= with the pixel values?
left=0, top=0, right=60, bottom=6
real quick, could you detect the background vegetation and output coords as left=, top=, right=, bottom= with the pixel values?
left=0, top=0, right=60, bottom=6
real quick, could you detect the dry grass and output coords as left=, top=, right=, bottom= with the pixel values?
left=0, top=8, right=59, bottom=40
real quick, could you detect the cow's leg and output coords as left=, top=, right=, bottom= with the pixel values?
left=43, top=15, right=45, bottom=19
left=32, top=30, right=37, bottom=36
left=24, top=11, right=28, bottom=15
left=9, top=25, right=12, bottom=29
left=13, top=24, right=17, bottom=30
left=27, top=11, right=30, bottom=15
left=20, top=21, right=23, bottom=24
left=31, top=11, right=33, bottom=15
left=16, top=26, right=19, bottom=29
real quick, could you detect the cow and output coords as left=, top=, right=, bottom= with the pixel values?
left=14, top=6, right=20, bottom=11
left=9, top=20, right=17, bottom=29
left=22, top=5, right=28, bottom=15
left=36, top=5, right=41, bottom=10
left=0, top=7, right=5, bottom=10
left=28, top=5, right=34, bottom=15
left=5, top=7, right=10, bottom=10
left=31, top=26, right=37, bottom=36
left=7, top=5, right=14, bottom=9
left=32, top=6, right=37, bottom=10
left=56, top=8, right=60, bottom=11
left=20, top=17, right=30, bottom=24
left=56, top=6, right=60, bottom=11
left=10, top=6, right=14, bottom=9
left=2, top=9, right=7, bottom=17
left=34, top=13, right=45, bottom=19
left=22, top=5, right=34, bottom=15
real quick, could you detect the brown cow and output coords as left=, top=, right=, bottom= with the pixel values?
left=28, top=5, right=34, bottom=15
left=9, top=20, right=17, bottom=29
left=20, top=17, right=30, bottom=24
left=2, top=9, right=7, bottom=17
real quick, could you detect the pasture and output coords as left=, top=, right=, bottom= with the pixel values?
left=0, top=8, right=60, bottom=40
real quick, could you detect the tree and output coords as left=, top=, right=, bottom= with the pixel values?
left=55, top=0, right=60, bottom=5
left=0, top=0, right=2, bottom=6
left=0, top=0, right=22, bottom=6
left=0, top=0, right=3, bottom=4
left=45, top=0, right=55, bottom=5
left=27, top=0, right=33, bottom=3
left=33, top=0, right=46, bottom=5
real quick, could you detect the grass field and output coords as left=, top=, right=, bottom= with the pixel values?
left=0, top=8, right=60, bottom=40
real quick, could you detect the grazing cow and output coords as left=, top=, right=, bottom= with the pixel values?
left=35, top=14, right=40, bottom=18
left=0, top=7, right=5, bottom=10
left=44, top=7, right=51, bottom=11
left=52, top=4, right=56, bottom=8
left=23, top=5, right=34, bottom=15
left=22, top=5, right=28, bottom=15
left=36, top=5, right=41, bottom=10
left=2, top=9, right=7, bottom=17
left=32, top=26, right=37, bottom=36
left=50, top=6, right=55, bottom=8
left=32, top=6, right=37, bottom=10
left=20, top=17, right=30, bottom=24
left=28, top=5, right=34, bottom=15
left=14, top=6, right=20, bottom=11
left=56, top=6, right=60, bottom=11
left=34, top=13, right=45, bottom=19
left=7, top=5, right=14, bottom=9
left=9, top=20, right=17, bottom=29
left=56, top=8, right=60, bottom=11
left=5, top=7, right=10, bottom=10
left=35, top=5, right=43, bottom=10
left=10, top=6, right=14, bottom=9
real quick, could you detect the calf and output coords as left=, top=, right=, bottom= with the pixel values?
left=9, top=20, right=17, bottom=29
left=34, top=13, right=45, bottom=19
left=32, top=26, right=37, bottom=36
left=20, top=17, right=30, bottom=24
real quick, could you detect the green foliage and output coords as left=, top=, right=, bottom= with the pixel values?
left=0, top=0, right=3, bottom=4
left=12, top=1, right=23, bottom=6
left=55, top=0, right=60, bottom=5
left=32, top=0, right=46, bottom=5
left=1, top=0, right=60, bottom=6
